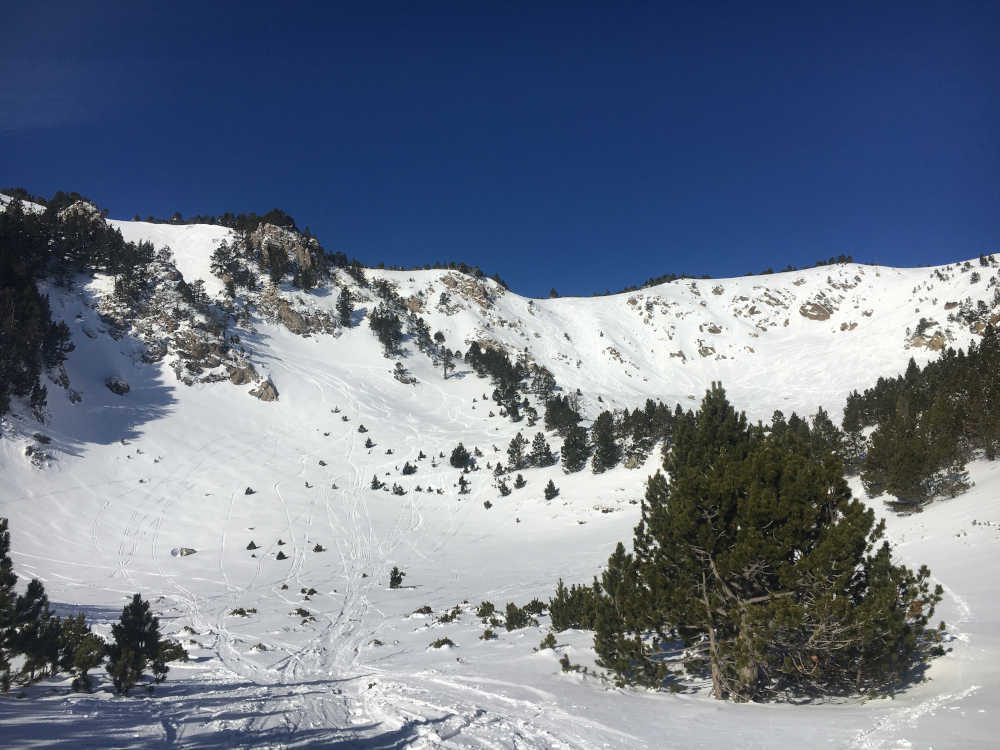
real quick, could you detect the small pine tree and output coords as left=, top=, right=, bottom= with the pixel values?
left=507, top=432, right=528, bottom=470
left=450, top=443, right=470, bottom=468
left=544, top=480, right=559, bottom=500
left=389, top=566, right=405, bottom=589
left=106, top=594, right=163, bottom=695
left=514, top=474, right=526, bottom=489
left=529, top=432, right=556, bottom=467
left=590, top=411, right=620, bottom=473
left=560, top=425, right=590, bottom=473
left=336, top=287, right=353, bottom=327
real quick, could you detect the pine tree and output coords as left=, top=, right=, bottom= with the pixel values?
left=544, top=479, right=559, bottom=500
left=529, top=432, right=556, bottom=467
left=507, top=432, right=528, bottom=470
left=611, top=384, right=943, bottom=701
left=0, top=518, right=15, bottom=692
left=450, top=443, right=470, bottom=468
left=590, top=411, right=620, bottom=473
left=561, top=425, right=590, bottom=473
left=336, top=287, right=353, bottom=327
left=106, top=593, right=164, bottom=695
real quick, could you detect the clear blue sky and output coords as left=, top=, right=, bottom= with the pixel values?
left=2, top=1, right=997, bottom=297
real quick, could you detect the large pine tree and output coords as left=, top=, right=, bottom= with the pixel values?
left=594, top=384, right=942, bottom=701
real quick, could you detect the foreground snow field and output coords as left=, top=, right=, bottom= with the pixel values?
left=1, top=212, right=998, bottom=748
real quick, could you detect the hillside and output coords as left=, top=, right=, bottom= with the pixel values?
left=1, top=200, right=999, bottom=748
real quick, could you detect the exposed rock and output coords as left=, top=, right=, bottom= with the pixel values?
left=440, top=272, right=502, bottom=309
left=405, top=295, right=424, bottom=313
left=840, top=321, right=858, bottom=331
left=799, top=302, right=832, bottom=321
left=705, top=324, right=722, bottom=334
left=228, top=362, right=259, bottom=386
left=105, top=376, right=130, bottom=395
left=250, top=223, right=321, bottom=274
left=250, top=380, right=279, bottom=402
left=907, top=330, right=948, bottom=351
left=278, top=300, right=309, bottom=334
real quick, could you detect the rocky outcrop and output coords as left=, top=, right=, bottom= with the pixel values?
left=250, top=223, right=321, bottom=275
left=250, top=379, right=279, bottom=402
left=440, top=272, right=502, bottom=309
left=278, top=300, right=309, bottom=334
left=227, top=362, right=259, bottom=386
left=799, top=302, right=832, bottom=321
left=907, top=330, right=948, bottom=351
left=105, top=376, right=130, bottom=395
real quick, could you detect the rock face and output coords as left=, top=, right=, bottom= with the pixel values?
left=250, top=223, right=321, bottom=274
left=799, top=302, right=832, bottom=321
left=250, top=379, right=279, bottom=402
left=105, top=376, right=130, bottom=395
left=227, top=362, right=258, bottom=386
left=907, top=330, right=948, bottom=351
left=278, top=300, right=309, bottom=334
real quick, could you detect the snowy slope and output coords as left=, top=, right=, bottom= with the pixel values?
left=1, top=216, right=999, bottom=748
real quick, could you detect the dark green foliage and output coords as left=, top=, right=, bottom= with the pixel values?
left=389, top=566, right=405, bottom=589
left=538, top=632, right=557, bottom=650
left=513, top=473, right=526, bottom=489
left=266, top=246, right=290, bottom=284
left=549, top=578, right=600, bottom=632
left=543, top=480, right=559, bottom=500
left=544, top=395, right=582, bottom=435
left=590, top=411, right=621, bottom=473
left=368, top=304, right=403, bottom=356
left=529, top=432, right=556, bottom=467
left=106, top=594, right=165, bottom=695
left=336, top=287, right=353, bottom=326
left=507, top=432, right=528, bottom=470
left=476, top=601, right=496, bottom=619
left=504, top=602, right=536, bottom=631
left=429, top=637, right=454, bottom=648
left=0, top=201, right=73, bottom=417
left=593, top=384, right=943, bottom=701
left=450, top=443, right=470, bottom=468
left=560, top=425, right=591, bottom=473
left=0, top=518, right=14, bottom=691
left=402, top=461, right=417, bottom=475
left=848, top=329, right=1000, bottom=508
left=523, top=598, right=547, bottom=616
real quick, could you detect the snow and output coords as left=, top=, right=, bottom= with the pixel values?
left=1, top=217, right=999, bottom=748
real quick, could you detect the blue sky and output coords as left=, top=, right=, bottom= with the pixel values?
left=2, top=2, right=997, bottom=297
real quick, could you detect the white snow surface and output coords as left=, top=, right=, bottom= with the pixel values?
left=1, top=217, right=999, bottom=748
